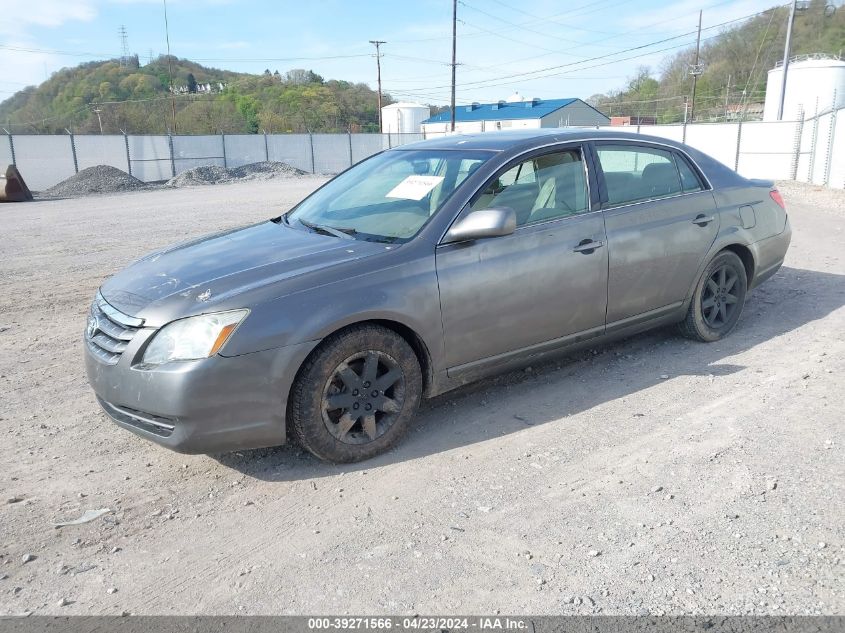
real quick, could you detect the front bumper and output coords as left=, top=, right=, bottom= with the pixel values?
left=84, top=332, right=318, bottom=454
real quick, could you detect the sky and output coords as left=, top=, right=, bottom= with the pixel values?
left=0, top=0, right=794, bottom=106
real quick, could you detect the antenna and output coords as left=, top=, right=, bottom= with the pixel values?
left=119, top=25, right=130, bottom=68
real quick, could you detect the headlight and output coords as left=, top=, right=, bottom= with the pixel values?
left=142, top=310, right=249, bottom=365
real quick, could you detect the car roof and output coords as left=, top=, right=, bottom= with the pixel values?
left=393, top=128, right=749, bottom=188
left=393, top=128, right=669, bottom=152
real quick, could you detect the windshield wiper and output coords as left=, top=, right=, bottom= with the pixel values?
left=298, top=219, right=354, bottom=240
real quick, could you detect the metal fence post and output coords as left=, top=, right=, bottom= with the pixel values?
left=66, top=129, right=79, bottom=174
left=790, top=114, right=804, bottom=181
left=808, top=111, right=820, bottom=182
left=309, top=132, right=316, bottom=174
left=167, top=133, right=176, bottom=178
left=387, top=133, right=392, bottom=149
left=3, top=128, right=15, bottom=165
left=734, top=121, right=742, bottom=172
left=263, top=132, right=269, bottom=162
left=823, top=107, right=837, bottom=186
left=221, top=133, right=227, bottom=168
left=122, top=130, right=132, bottom=177
left=347, top=131, right=353, bottom=168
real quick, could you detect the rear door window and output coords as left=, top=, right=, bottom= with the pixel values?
left=596, top=145, right=683, bottom=206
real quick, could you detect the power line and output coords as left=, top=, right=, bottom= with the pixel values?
left=406, top=6, right=785, bottom=95
left=0, top=44, right=373, bottom=63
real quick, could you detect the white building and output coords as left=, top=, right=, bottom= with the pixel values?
left=763, top=55, right=845, bottom=120
left=381, top=102, right=431, bottom=134
left=420, top=97, right=609, bottom=137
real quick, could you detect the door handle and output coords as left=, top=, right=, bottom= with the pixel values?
left=573, top=239, right=604, bottom=254
left=693, top=214, right=715, bottom=226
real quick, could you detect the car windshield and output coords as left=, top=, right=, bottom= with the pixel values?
left=284, top=149, right=494, bottom=242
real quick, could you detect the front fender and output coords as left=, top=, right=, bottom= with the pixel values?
left=219, top=255, right=445, bottom=370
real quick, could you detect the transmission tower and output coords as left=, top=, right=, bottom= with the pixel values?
left=119, top=25, right=130, bottom=68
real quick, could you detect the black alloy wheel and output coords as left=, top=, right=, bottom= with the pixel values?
left=321, top=350, right=405, bottom=445
left=701, top=264, right=741, bottom=328
left=289, top=324, right=422, bottom=462
left=678, top=250, right=748, bottom=342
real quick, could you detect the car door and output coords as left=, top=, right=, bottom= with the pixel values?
left=435, top=144, right=608, bottom=372
left=593, top=142, right=719, bottom=326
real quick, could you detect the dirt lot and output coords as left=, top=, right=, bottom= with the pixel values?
left=1, top=179, right=843, bottom=616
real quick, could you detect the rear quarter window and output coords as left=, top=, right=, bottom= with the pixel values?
left=674, top=153, right=705, bottom=193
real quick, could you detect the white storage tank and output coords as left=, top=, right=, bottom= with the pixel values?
left=764, top=55, right=845, bottom=120
left=381, top=102, right=431, bottom=134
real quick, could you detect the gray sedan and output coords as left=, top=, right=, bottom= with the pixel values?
left=84, top=130, right=791, bottom=462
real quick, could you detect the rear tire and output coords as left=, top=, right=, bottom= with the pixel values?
left=678, top=250, right=748, bottom=342
left=289, top=325, right=422, bottom=463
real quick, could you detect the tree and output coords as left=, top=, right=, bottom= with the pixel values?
left=187, top=73, right=198, bottom=94
left=176, top=99, right=247, bottom=134
left=285, top=68, right=323, bottom=85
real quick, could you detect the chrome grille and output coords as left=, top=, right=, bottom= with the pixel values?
left=86, top=291, right=144, bottom=365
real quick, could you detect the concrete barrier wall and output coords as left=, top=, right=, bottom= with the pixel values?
left=3, top=115, right=843, bottom=191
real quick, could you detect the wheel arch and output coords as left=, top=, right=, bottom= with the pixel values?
left=721, top=243, right=755, bottom=282
left=287, top=318, right=436, bottom=410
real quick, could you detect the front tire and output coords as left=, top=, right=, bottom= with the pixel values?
left=288, top=325, right=422, bottom=463
left=678, top=250, right=748, bottom=342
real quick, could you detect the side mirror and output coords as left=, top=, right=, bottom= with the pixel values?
left=444, top=207, right=517, bottom=243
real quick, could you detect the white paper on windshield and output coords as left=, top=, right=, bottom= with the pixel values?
left=385, top=175, right=444, bottom=201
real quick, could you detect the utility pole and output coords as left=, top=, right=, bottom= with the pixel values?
left=163, top=0, right=177, bottom=133
left=450, top=0, right=457, bottom=132
left=689, top=10, right=703, bottom=122
left=369, top=40, right=386, bottom=132
left=93, top=107, right=103, bottom=134
left=777, top=0, right=798, bottom=120
left=724, top=74, right=731, bottom=121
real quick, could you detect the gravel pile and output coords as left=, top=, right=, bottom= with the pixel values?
left=230, top=161, right=306, bottom=180
left=41, top=165, right=148, bottom=198
left=165, top=165, right=230, bottom=188
left=166, top=161, right=306, bottom=188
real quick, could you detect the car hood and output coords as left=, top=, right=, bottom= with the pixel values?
left=100, top=220, right=386, bottom=321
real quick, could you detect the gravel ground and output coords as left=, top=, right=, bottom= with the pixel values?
left=0, top=180, right=843, bottom=616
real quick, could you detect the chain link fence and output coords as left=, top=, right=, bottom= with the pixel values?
left=2, top=114, right=843, bottom=192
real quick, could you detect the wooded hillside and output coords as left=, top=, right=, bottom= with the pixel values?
left=589, top=0, right=845, bottom=122
left=0, top=56, right=388, bottom=134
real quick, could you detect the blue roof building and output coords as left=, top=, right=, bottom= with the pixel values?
left=420, top=96, right=609, bottom=136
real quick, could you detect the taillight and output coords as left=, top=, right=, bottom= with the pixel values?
left=770, top=189, right=786, bottom=210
